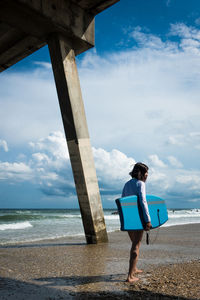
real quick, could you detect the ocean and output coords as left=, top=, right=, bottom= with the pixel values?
left=0, top=208, right=200, bottom=245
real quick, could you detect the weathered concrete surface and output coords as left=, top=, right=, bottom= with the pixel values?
left=48, top=36, right=108, bottom=244
left=0, top=0, right=119, bottom=70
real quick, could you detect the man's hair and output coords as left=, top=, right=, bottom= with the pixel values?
left=129, top=162, right=149, bottom=179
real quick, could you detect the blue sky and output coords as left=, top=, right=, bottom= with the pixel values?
left=0, top=0, right=200, bottom=209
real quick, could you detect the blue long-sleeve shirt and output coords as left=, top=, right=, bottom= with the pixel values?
left=122, top=178, right=151, bottom=223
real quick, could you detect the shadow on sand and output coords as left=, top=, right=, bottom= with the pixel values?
left=0, top=242, right=86, bottom=249
left=0, top=276, right=196, bottom=300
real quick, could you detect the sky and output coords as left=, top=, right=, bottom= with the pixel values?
left=0, top=0, right=200, bottom=209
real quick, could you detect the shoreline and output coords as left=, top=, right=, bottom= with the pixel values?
left=1, top=222, right=200, bottom=247
left=0, top=223, right=200, bottom=299
left=1, top=206, right=200, bottom=246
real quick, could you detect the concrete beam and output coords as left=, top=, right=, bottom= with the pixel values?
left=0, top=0, right=119, bottom=70
left=71, top=0, right=120, bottom=14
left=0, top=0, right=95, bottom=55
left=0, top=35, right=45, bottom=69
left=48, top=34, right=108, bottom=244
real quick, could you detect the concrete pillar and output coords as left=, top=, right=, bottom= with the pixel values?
left=48, top=35, right=108, bottom=244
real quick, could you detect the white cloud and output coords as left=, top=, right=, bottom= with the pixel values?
left=30, top=133, right=136, bottom=195
left=167, top=156, right=183, bottom=168
left=0, top=132, right=135, bottom=196
left=170, top=23, right=200, bottom=41
left=0, top=132, right=134, bottom=195
left=131, top=26, right=165, bottom=49
left=0, top=140, right=8, bottom=152
left=34, top=61, right=52, bottom=69
left=148, top=154, right=167, bottom=168
left=147, top=167, right=169, bottom=194
left=0, top=162, right=32, bottom=180
left=146, top=163, right=200, bottom=203
left=1, top=23, right=200, bottom=165
left=176, top=174, right=200, bottom=185
left=93, top=147, right=135, bottom=192
left=1, top=23, right=200, bottom=206
left=30, top=131, right=69, bottom=161
left=167, top=135, right=185, bottom=146
left=78, top=24, right=200, bottom=163
left=190, top=132, right=200, bottom=139
left=32, top=153, right=50, bottom=163
left=0, top=69, right=61, bottom=145
left=171, top=172, right=200, bottom=198
left=167, top=132, right=200, bottom=150
left=0, top=131, right=199, bottom=207
left=169, top=23, right=200, bottom=54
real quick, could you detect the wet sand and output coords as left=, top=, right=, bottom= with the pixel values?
left=0, top=224, right=200, bottom=299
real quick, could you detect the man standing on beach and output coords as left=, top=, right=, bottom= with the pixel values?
left=122, top=162, right=152, bottom=283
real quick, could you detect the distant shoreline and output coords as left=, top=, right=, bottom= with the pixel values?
left=1, top=209, right=200, bottom=246
left=0, top=222, right=199, bottom=248
left=0, top=207, right=200, bottom=209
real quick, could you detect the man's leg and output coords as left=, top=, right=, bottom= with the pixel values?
left=127, top=230, right=143, bottom=282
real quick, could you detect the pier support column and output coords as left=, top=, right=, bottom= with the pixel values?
left=48, top=35, right=108, bottom=244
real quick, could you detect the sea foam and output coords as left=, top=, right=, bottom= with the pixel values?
left=0, top=221, right=32, bottom=231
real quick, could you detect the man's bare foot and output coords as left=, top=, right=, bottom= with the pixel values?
left=126, top=276, right=139, bottom=283
left=135, top=269, right=143, bottom=274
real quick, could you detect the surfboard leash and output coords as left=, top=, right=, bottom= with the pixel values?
left=146, top=227, right=160, bottom=245
left=146, top=208, right=161, bottom=245
left=146, top=232, right=150, bottom=245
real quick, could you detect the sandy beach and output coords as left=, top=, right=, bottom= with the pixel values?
left=0, top=223, right=200, bottom=299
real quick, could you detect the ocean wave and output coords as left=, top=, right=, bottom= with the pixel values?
left=168, top=209, right=200, bottom=215
left=163, top=220, right=200, bottom=227
left=0, top=221, right=32, bottom=231
left=0, top=232, right=85, bottom=245
left=168, top=211, right=200, bottom=219
left=0, top=213, right=81, bottom=222
left=104, top=215, right=119, bottom=220
left=168, top=214, right=200, bottom=219
left=0, top=214, right=42, bottom=222
left=61, top=214, right=81, bottom=218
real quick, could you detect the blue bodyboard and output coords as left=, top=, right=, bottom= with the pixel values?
left=115, top=195, right=168, bottom=231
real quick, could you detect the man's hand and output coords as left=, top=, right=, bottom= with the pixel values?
left=145, top=222, right=152, bottom=231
